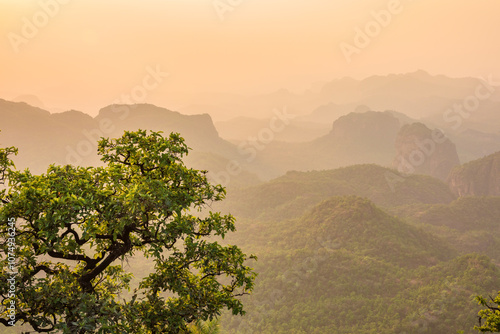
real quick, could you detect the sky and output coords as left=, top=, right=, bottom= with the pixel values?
left=0, top=0, right=499, bottom=115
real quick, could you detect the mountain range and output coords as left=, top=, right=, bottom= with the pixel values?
left=3, top=70, right=500, bottom=333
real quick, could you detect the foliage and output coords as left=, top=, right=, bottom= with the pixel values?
left=475, top=292, right=500, bottom=332
left=0, top=130, right=256, bottom=333
left=0, top=142, right=17, bottom=188
left=404, top=196, right=500, bottom=232
left=220, top=196, right=500, bottom=334
left=186, top=319, right=220, bottom=334
left=222, top=164, right=455, bottom=222
left=389, top=197, right=500, bottom=263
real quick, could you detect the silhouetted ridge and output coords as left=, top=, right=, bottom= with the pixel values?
left=224, top=164, right=455, bottom=221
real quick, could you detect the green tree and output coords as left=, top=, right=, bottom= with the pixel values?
left=475, top=293, right=500, bottom=332
left=186, top=319, right=220, bottom=334
left=0, top=142, right=17, bottom=197
left=0, top=130, right=256, bottom=333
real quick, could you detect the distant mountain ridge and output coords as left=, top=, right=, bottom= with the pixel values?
left=221, top=164, right=456, bottom=221
left=3, top=96, right=500, bottom=333
left=252, top=111, right=461, bottom=179
left=2, top=96, right=498, bottom=189
left=182, top=70, right=500, bottom=121
left=0, top=99, right=236, bottom=174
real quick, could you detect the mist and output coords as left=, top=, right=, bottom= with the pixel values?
left=1, top=1, right=500, bottom=333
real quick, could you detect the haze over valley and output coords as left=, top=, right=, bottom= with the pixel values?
left=1, top=1, right=500, bottom=333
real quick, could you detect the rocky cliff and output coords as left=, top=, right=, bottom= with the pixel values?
left=448, top=151, right=500, bottom=196
left=314, top=110, right=402, bottom=166
left=392, top=122, right=460, bottom=181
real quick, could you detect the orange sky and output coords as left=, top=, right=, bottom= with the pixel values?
left=0, top=0, right=499, bottom=115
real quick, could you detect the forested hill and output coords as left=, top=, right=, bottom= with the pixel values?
left=215, top=163, right=500, bottom=333
left=389, top=196, right=500, bottom=265
left=221, top=196, right=500, bottom=334
left=220, top=164, right=456, bottom=221
left=2, top=97, right=500, bottom=333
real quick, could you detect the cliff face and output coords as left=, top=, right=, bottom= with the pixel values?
left=328, top=110, right=400, bottom=142
left=392, top=123, right=460, bottom=181
left=96, top=104, right=225, bottom=152
left=314, top=111, right=401, bottom=166
left=448, top=151, right=500, bottom=197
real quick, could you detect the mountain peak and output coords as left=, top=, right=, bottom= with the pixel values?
left=393, top=122, right=460, bottom=180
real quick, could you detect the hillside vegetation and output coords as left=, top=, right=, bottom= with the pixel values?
left=221, top=196, right=500, bottom=334
left=222, top=164, right=456, bottom=221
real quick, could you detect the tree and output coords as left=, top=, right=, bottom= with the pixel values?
left=475, top=293, right=500, bottom=332
left=186, top=319, right=220, bottom=334
left=0, top=142, right=17, bottom=196
left=0, top=130, right=256, bottom=333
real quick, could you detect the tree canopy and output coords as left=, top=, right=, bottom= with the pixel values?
left=475, top=293, right=500, bottom=332
left=0, top=130, right=256, bottom=333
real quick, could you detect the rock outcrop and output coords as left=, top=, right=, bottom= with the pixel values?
left=392, top=122, right=460, bottom=181
left=313, top=110, right=402, bottom=166
left=448, top=151, right=500, bottom=196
